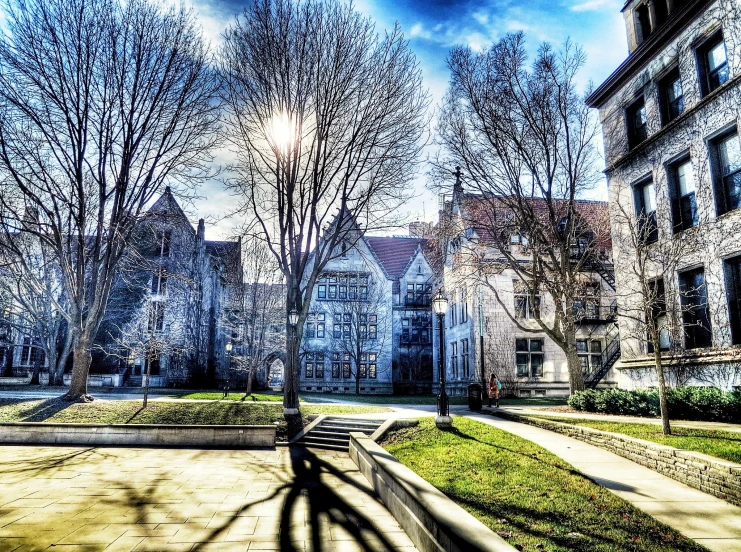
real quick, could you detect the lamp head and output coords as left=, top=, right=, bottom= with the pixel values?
left=288, top=309, right=299, bottom=326
left=432, top=290, right=449, bottom=315
left=225, top=340, right=233, bottom=353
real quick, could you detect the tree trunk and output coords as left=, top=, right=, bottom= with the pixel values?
left=246, top=365, right=255, bottom=396
left=64, top=337, right=91, bottom=400
left=566, top=347, right=586, bottom=395
left=29, top=355, right=41, bottom=385
left=52, top=332, right=73, bottom=386
left=654, top=350, right=671, bottom=435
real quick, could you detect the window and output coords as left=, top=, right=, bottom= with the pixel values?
left=328, top=285, right=337, bottom=299
left=450, top=298, right=457, bottom=326
left=461, top=339, right=469, bottom=378
left=318, top=285, right=326, bottom=299
left=369, top=315, right=377, bottom=339
left=460, top=290, right=468, bottom=323
left=724, top=255, right=741, bottom=345
left=647, top=278, right=671, bottom=353
left=331, top=352, right=341, bottom=379
left=626, top=97, right=647, bottom=149
left=669, top=158, right=697, bottom=232
left=514, top=281, right=541, bottom=319
left=634, top=178, right=657, bottom=243
left=406, top=283, right=432, bottom=306
left=342, top=353, right=351, bottom=378
left=577, top=340, right=602, bottom=372
left=400, top=312, right=431, bottom=344
left=316, top=314, right=325, bottom=338
left=635, top=3, right=652, bottom=43
left=341, top=242, right=348, bottom=258
left=699, top=33, right=729, bottom=96
left=333, top=323, right=341, bottom=339
left=148, top=301, right=165, bottom=332
left=159, top=230, right=171, bottom=257
left=306, top=323, right=316, bottom=338
left=369, top=353, right=377, bottom=379
left=450, top=342, right=458, bottom=378
left=574, top=282, right=601, bottom=319
left=151, top=267, right=167, bottom=294
left=515, top=338, right=544, bottom=377
left=304, top=352, right=315, bottom=378
left=315, top=352, right=324, bottom=378
left=20, top=336, right=45, bottom=367
left=712, top=131, right=741, bottom=215
left=659, top=68, right=684, bottom=124
left=679, top=267, right=712, bottom=349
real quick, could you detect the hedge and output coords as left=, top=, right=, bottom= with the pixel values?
left=567, top=387, right=741, bottom=423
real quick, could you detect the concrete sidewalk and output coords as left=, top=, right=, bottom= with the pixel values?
left=494, top=405, right=741, bottom=433
left=464, top=412, right=741, bottom=552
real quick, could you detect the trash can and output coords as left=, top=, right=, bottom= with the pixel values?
left=468, top=383, right=482, bottom=411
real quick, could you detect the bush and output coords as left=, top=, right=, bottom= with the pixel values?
left=568, top=387, right=741, bottom=423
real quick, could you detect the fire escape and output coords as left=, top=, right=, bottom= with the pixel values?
left=571, top=239, right=620, bottom=389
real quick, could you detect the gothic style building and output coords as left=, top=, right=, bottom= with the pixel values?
left=587, top=0, right=741, bottom=390
left=435, top=188, right=618, bottom=397
left=1, top=188, right=243, bottom=387
left=298, top=223, right=438, bottom=395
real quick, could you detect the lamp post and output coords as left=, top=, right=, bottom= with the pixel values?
left=284, top=308, right=300, bottom=416
left=432, top=290, right=452, bottom=428
left=225, top=340, right=233, bottom=397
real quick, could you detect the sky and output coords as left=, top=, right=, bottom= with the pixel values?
left=184, top=0, right=631, bottom=239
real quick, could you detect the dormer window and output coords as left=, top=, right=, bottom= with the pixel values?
left=635, top=4, right=652, bottom=43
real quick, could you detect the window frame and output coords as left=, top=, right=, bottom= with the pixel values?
left=658, top=66, right=684, bottom=125
left=710, top=129, right=741, bottom=216
left=667, top=155, right=698, bottom=232
left=633, top=176, right=658, bottom=243
left=724, top=255, right=741, bottom=345
left=678, top=266, right=713, bottom=349
left=697, top=31, right=729, bottom=97
left=626, top=96, right=648, bottom=149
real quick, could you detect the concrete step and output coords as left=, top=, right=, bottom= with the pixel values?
left=299, top=435, right=351, bottom=447
left=295, top=441, right=349, bottom=451
left=311, top=430, right=354, bottom=439
left=323, top=418, right=383, bottom=427
left=318, top=424, right=377, bottom=434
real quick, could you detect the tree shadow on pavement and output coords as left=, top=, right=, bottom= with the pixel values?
left=191, top=446, right=400, bottom=552
left=19, top=398, right=73, bottom=422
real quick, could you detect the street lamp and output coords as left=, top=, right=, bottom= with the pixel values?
left=432, top=290, right=452, bottom=428
left=284, top=308, right=300, bottom=415
left=225, top=340, right=233, bottom=398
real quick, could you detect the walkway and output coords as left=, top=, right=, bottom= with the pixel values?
left=464, top=412, right=741, bottom=552
left=496, top=405, right=741, bottom=433
left=0, top=445, right=417, bottom=552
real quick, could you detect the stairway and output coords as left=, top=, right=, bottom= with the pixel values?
left=294, top=417, right=383, bottom=451
left=124, top=376, right=143, bottom=387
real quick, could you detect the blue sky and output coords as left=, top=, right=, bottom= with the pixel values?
left=186, top=0, right=630, bottom=238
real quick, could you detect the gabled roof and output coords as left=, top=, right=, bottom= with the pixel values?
left=147, top=187, right=195, bottom=234
left=366, top=236, right=427, bottom=280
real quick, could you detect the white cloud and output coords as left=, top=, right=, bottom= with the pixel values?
left=571, top=0, right=613, bottom=12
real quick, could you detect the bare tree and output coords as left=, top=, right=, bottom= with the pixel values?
left=0, top=0, right=220, bottom=400
left=483, top=316, right=520, bottom=398
left=237, top=239, right=284, bottom=395
left=220, top=0, right=429, bottom=414
left=436, top=33, right=607, bottom=394
left=0, top=223, right=72, bottom=385
left=325, top=277, right=390, bottom=395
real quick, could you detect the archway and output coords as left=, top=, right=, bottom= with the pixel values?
left=263, top=351, right=286, bottom=390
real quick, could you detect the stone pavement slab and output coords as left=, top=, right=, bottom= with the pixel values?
left=0, top=445, right=417, bottom=552
left=465, top=412, right=741, bottom=552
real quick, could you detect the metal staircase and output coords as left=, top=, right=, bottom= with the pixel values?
left=584, top=324, right=621, bottom=388
left=294, top=417, right=383, bottom=451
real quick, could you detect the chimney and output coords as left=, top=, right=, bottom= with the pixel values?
left=197, top=218, right=205, bottom=242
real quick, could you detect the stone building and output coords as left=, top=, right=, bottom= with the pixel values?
left=298, top=222, right=437, bottom=395
left=1, top=187, right=243, bottom=387
left=435, top=189, right=618, bottom=398
left=586, top=0, right=741, bottom=389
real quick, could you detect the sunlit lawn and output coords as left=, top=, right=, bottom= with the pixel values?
left=176, top=391, right=284, bottom=402
left=381, top=417, right=706, bottom=552
left=532, top=415, right=741, bottom=464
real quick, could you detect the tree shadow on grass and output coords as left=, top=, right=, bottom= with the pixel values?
left=19, top=398, right=74, bottom=422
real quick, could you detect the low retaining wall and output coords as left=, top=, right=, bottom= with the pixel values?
left=496, top=411, right=741, bottom=507
left=349, top=432, right=516, bottom=552
left=0, top=423, right=275, bottom=448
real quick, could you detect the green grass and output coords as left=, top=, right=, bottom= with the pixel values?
left=298, top=393, right=567, bottom=406
left=381, top=417, right=706, bottom=552
left=532, top=415, right=741, bottom=464
left=0, top=398, right=390, bottom=441
left=175, top=391, right=284, bottom=402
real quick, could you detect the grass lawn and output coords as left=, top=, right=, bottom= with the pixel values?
left=532, top=415, right=741, bottom=465
left=381, top=417, right=706, bottom=552
left=175, top=391, right=284, bottom=402
left=298, top=393, right=567, bottom=407
left=0, top=398, right=390, bottom=441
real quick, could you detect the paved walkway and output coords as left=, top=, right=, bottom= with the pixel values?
left=496, top=405, right=741, bottom=433
left=0, top=445, right=417, bottom=552
left=464, top=412, right=741, bottom=552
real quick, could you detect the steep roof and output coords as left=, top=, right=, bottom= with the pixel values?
left=365, top=236, right=427, bottom=280
left=147, top=186, right=196, bottom=234
left=205, top=240, right=242, bottom=284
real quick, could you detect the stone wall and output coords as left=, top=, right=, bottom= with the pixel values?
left=496, top=411, right=741, bottom=507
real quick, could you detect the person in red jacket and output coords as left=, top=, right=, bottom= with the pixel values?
left=488, top=373, right=500, bottom=408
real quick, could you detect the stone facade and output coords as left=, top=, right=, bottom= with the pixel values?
left=298, top=225, right=436, bottom=395
left=587, top=0, right=741, bottom=390
left=1, top=188, right=243, bottom=387
left=436, top=193, right=618, bottom=397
